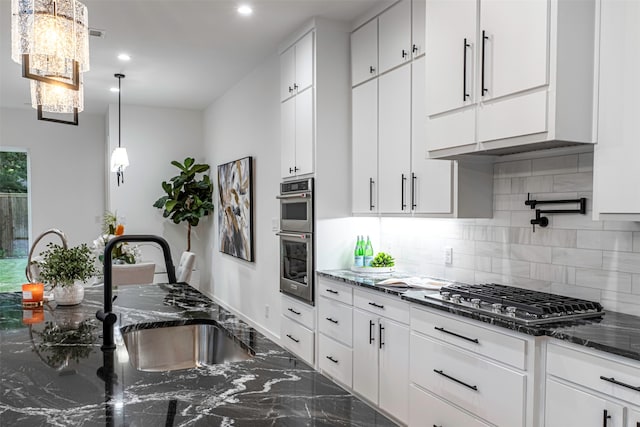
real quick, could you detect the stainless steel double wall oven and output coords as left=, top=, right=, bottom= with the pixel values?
left=277, top=178, right=314, bottom=305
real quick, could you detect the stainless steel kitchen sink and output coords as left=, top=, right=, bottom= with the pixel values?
left=121, top=322, right=254, bottom=372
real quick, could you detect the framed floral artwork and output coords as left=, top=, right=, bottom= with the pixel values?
left=217, top=156, right=254, bottom=262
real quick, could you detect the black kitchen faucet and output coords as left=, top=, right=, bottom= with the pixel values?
left=96, top=235, right=177, bottom=350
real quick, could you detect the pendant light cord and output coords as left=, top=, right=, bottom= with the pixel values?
left=115, top=73, right=125, bottom=186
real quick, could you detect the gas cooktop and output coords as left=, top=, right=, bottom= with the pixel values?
left=423, top=283, right=604, bottom=325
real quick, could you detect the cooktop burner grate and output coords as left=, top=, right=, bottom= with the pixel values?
left=440, top=283, right=603, bottom=316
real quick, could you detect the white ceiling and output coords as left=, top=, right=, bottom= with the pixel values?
left=0, top=0, right=384, bottom=115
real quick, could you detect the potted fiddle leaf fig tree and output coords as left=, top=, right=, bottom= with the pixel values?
left=36, top=243, right=98, bottom=305
left=153, top=157, right=214, bottom=251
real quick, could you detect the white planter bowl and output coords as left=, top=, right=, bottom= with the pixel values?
left=53, top=282, right=85, bottom=306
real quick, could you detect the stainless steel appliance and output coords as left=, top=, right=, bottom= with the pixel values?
left=423, top=283, right=604, bottom=325
left=277, top=178, right=314, bottom=305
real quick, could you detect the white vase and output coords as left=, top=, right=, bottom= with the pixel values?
left=53, top=282, right=85, bottom=306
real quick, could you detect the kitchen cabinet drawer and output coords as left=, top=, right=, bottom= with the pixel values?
left=629, top=408, right=640, bottom=427
left=409, top=384, right=490, bottom=427
left=281, top=294, right=315, bottom=330
left=410, top=333, right=526, bottom=427
left=410, top=306, right=527, bottom=370
left=547, top=342, right=640, bottom=406
left=318, top=278, right=353, bottom=306
left=354, top=288, right=409, bottom=324
left=280, top=315, right=314, bottom=366
left=318, top=297, right=353, bottom=346
left=319, top=334, right=353, bottom=388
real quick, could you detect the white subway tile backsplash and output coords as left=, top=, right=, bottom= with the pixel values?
left=578, top=152, right=594, bottom=172
left=530, top=263, right=567, bottom=283
left=510, top=244, right=552, bottom=263
left=577, top=230, right=633, bottom=252
left=492, top=258, right=530, bottom=278
left=602, top=251, right=640, bottom=274
left=494, top=160, right=532, bottom=178
left=552, top=248, right=602, bottom=268
left=532, top=155, right=578, bottom=176
left=575, top=268, right=632, bottom=293
left=553, top=172, right=593, bottom=192
left=376, top=151, right=639, bottom=316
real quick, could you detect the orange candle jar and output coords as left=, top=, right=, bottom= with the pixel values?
left=22, top=283, right=44, bottom=308
left=22, top=307, right=45, bottom=325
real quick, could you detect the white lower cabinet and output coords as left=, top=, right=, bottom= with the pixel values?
left=280, top=295, right=315, bottom=366
left=353, top=289, right=409, bottom=424
left=409, top=305, right=535, bottom=427
left=545, top=378, right=624, bottom=427
left=409, top=384, right=490, bottom=427
left=546, top=341, right=640, bottom=427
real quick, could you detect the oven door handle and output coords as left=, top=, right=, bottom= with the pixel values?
left=276, top=193, right=310, bottom=199
left=276, top=232, right=311, bottom=240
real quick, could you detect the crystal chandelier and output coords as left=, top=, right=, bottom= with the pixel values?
left=110, top=74, right=129, bottom=186
left=11, top=0, right=89, bottom=124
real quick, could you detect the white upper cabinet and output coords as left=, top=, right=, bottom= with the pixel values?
left=378, top=64, right=411, bottom=214
left=280, top=31, right=314, bottom=102
left=426, top=0, right=596, bottom=158
left=379, top=0, right=412, bottom=74
left=352, top=79, right=378, bottom=214
left=411, top=0, right=426, bottom=58
left=593, top=0, right=640, bottom=221
left=351, top=19, right=378, bottom=87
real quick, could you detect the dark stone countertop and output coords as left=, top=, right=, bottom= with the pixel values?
left=318, top=270, right=640, bottom=363
left=0, top=283, right=397, bottom=426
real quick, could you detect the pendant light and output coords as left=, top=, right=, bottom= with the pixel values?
left=110, top=73, right=129, bottom=186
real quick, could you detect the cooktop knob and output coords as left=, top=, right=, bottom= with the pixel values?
left=492, top=303, right=503, bottom=313
left=471, top=298, right=481, bottom=308
left=441, top=292, right=451, bottom=301
left=451, top=294, right=462, bottom=303
left=506, top=306, right=517, bottom=317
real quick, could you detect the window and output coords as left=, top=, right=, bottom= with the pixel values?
left=0, top=150, right=29, bottom=292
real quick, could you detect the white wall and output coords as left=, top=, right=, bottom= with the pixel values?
left=377, top=150, right=640, bottom=317
left=202, top=54, right=281, bottom=338
left=107, top=104, right=204, bottom=271
left=0, top=107, right=105, bottom=247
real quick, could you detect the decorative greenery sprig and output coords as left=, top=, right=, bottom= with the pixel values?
left=36, top=243, right=98, bottom=287
left=370, top=252, right=395, bottom=267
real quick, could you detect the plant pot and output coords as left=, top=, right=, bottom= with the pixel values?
left=53, top=282, right=85, bottom=306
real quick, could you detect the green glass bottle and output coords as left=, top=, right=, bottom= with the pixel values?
left=364, top=236, right=374, bottom=267
left=354, top=235, right=364, bottom=267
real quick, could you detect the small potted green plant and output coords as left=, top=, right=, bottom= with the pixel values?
left=36, top=243, right=98, bottom=305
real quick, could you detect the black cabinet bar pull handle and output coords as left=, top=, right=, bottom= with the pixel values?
left=434, top=326, right=480, bottom=344
left=368, top=302, right=384, bottom=309
left=463, top=38, right=470, bottom=101
left=286, top=334, right=299, bottom=343
left=481, top=30, right=489, bottom=96
left=326, top=356, right=338, bottom=364
left=599, top=376, right=640, bottom=392
left=433, top=425, right=442, bottom=427
left=289, top=167, right=294, bottom=174
left=402, top=49, right=408, bottom=58
left=288, top=308, right=301, bottom=315
left=369, top=178, right=375, bottom=210
left=433, top=369, right=478, bottom=391
left=411, top=173, right=417, bottom=210
left=293, top=83, right=298, bottom=90
left=326, top=317, right=338, bottom=324
left=401, top=174, right=407, bottom=210
left=603, top=409, right=611, bottom=427
left=369, top=320, right=375, bottom=344
left=326, top=289, right=338, bottom=294
left=379, top=324, right=385, bottom=349
left=369, top=65, right=376, bottom=74
left=412, top=44, right=418, bottom=54
left=288, top=86, right=293, bottom=93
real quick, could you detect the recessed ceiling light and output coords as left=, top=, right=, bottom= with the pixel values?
left=110, top=87, right=120, bottom=93
left=118, top=53, right=131, bottom=61
left=237, top=5, right=252, bottom=16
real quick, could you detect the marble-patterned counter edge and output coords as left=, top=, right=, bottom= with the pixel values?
left=318, top=270, right=640, bottom=362
left=317, top=270, right=426, bottom=297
